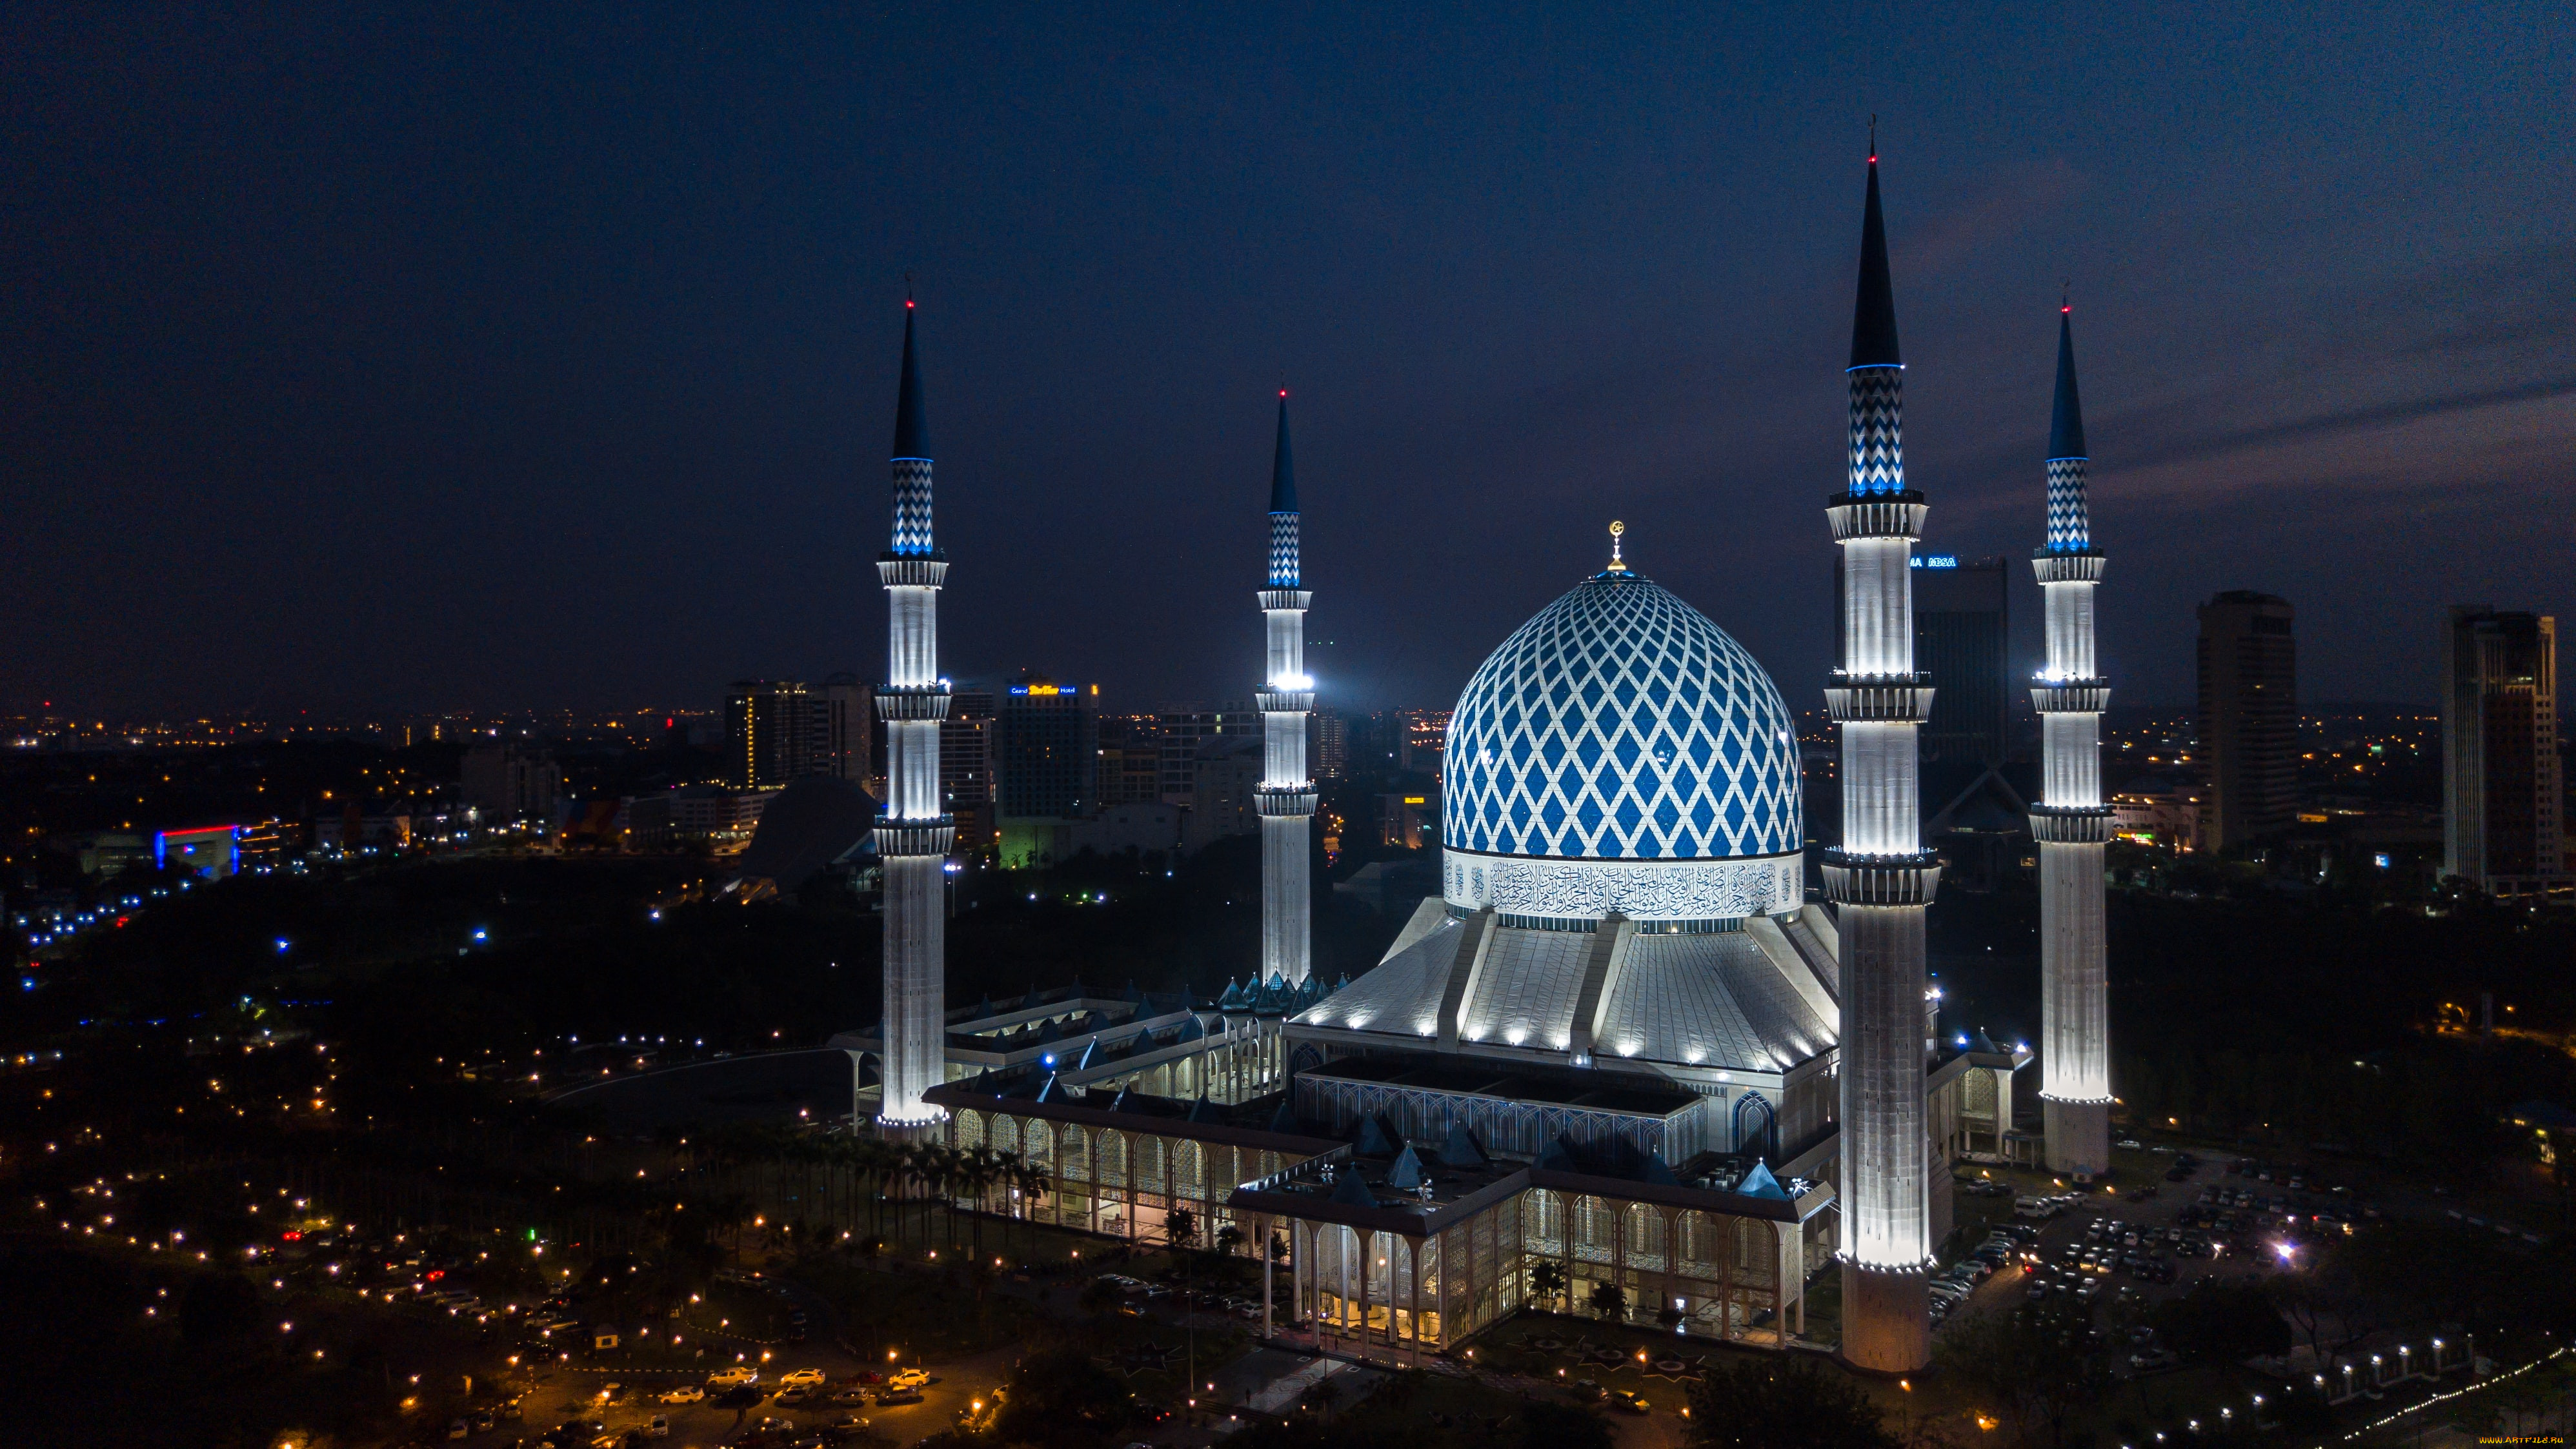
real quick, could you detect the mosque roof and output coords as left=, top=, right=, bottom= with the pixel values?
left=1441, top=568, right=1801, bottom=863
left=1293, top=912, right=1837, bottom=1074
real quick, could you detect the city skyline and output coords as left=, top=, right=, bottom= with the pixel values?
left=5, top=8, right=2569, bottom=717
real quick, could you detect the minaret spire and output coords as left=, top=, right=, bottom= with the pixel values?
left=1823, top=134, right=1938, bottom=1375
left=1256, top=390, right=1317, bottom=986
left=872, top=288, right=956, bottom=1137
left=2033, top=299, right=2114, bottom=1177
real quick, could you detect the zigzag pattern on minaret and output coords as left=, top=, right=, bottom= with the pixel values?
left=1847, top=368, right=1905, bottom=495
left=1267, top=512, right=1300, bottom=588
left=892, top=459, right=935, bottom=555
left=2044, top=457, right=2089, bottom=552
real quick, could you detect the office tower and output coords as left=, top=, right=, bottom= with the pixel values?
left=725, top=679, right=822, bottom=789
left=2030, top=305, right=2113, bottom=1179
left=2444, top=608, right=2568, bottom=897
left=871, top=294, right=953, bottom=1135
left=821, top=674, right=874, bottom=788
left=1312, top=708, right=1349, bottom=781
left=1822, top=143, right=1935, bottom=1374
left=997, top=676, right=1100, bottom=819
left=1095, top=714, right=1166, bottom=807
left=1913, top=557, right=2010, bottom=766
left=1156, top=703, right=1260, bottom=805
left=1255, top=393, right=1317, bottom=985
left=461, top=741, right=562, bottom=825
left=2195, top=591, right=2297, bottom=851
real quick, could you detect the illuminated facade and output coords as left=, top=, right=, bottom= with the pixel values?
left=848, top=148, right=2042, bottom=1368
left=1822, top=148, right=1937, bottom=1373
left=1256, top=395, right=1318, bottom=986
left=872, top=296, right=954, bottom=1136
left=2031, top=307, right=2114, bottom=1179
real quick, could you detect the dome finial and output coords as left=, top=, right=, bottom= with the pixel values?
left=1606, top=519, right=1627, bottom=573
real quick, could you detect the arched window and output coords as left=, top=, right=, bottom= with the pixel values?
left=1732, top=1093, right=1777, bottom=1163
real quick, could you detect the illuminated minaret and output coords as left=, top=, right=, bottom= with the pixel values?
left=2032, top=301, right=2113, bottom=1177
left=1255, top=392, right=1316, bottom=986
left=872, top=293, right=952, bottom=1136
left=1822, top=140, right=1937, bottom=1374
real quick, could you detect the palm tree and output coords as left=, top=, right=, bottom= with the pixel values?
left=1014, top=1159, right=1052, bottom=1257
left=1532, top=1260, right=1569, bottom=1314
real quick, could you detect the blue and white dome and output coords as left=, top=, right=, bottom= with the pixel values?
left=1440, top=568, right=1804, bottom=924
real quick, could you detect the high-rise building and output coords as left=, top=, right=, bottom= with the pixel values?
left=2195, top=591, right=2297, bottom=851
left=1312, top=707, right=1349, bottom=780
left=1913, top=555, right=2010, bottom=766
left=2444, top=608, right=2569, bottom=897
left=941, top=690, right=997, bottom=849
left=871, top=292, right=954, bottom=1135
left=997, top=677, right=1099, bottom=819
left=461, top=741, right=562, bottom=825
left=1156, top=703, right=1258, bottom=804
left=2029, top=304, right=2113, bottom=1180
left=1095, top=714, right=1165, bottom=807
left=1822, top=144, right=1936, bottom=1373
left=1254, top=392, right=1318, bottom=985
left=821, top=674, right=874, bottom=790
left=726, top=679, right=825, bottom=790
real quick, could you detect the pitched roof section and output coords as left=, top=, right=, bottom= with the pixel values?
left=891, top=301, right=930, bottom=459
left=2048, top=307, right=2088, bottom=460
left=1849, top=157, right=1902, bottom=369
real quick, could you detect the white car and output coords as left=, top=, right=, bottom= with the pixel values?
left=779, top=1368, right=827, bottom=1388
left=707, top=1366, right=760, bottom=1388
left=647, top=1417, right=670, bottom=1439
left=887, top=1368, right=931, bottom=1390
left=656, top=1386, right=705, bottom=1405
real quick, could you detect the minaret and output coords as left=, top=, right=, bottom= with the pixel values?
left=1255, top=391, right=1316, bottom=986
left=2033, top=301, right=2113, bottom=1177
left=1822, top=139, right=1937, bottom=1374
left=872, top=292, right=953, bottom=1136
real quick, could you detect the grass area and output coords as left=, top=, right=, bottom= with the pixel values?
left=1326, top=1367, right=1553, bottom=1447
left=797, top=1260, right=1044, bottom=1359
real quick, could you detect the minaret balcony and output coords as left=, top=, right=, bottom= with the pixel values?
left=1254, top=786, right=1318, bottom=817
left=876, top=556, right=951, bottom=586
left=1256, top=588, right=1314, bottom=611
left=875, top=685, right=953, bottom=721
left=1255, top=690, right=1315, bottom=714
left=874, top=819, right=957, bottom=857
left=1824, top=679, right=1934, bottom=723
left=1826, top=492, right=1928, bottom=541
left=2028, top=807, right=2113, bottom=844
left=2029, top=682, right=2111, bottom=714
left=2030, top=552, right=2107, bottom=585
left=1820, top=851, right=1942, bottom=906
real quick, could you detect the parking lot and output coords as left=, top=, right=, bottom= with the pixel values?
left=1931, top=1147, right=2378, bottom=1366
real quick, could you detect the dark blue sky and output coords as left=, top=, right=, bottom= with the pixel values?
left=4, top=3, right=2568, bottom=717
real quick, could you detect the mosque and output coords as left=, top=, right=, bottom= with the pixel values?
left=833, top=145, right=2110, bottom=1375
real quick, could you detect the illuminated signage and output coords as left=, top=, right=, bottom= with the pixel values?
left=1911, top=555, right=1958, bottom=569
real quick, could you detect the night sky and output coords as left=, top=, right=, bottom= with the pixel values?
left=4, top=4, right=2568, bottom=719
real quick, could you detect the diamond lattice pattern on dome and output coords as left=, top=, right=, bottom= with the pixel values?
left=1443, top=574, right=1802, bottom=861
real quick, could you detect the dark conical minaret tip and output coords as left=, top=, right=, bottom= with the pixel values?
left=2049, top=299, right=2088, bottom=461
left=892, top=293, right=929, bottom=459
left=1849, top=126, right=1902, bottom=368
left=1269, top=390, right=1298, bottom=514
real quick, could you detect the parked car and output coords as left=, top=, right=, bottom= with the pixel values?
left=656, top=1386, right=706, bottom=1405
left=780, top=1368, right=827, bottom=1388
left=707, top=1367, right=760, bottom=1388
left=875, top=1390, right=926, bottom=1407
left=887, top=1368, right=931, bottom=1390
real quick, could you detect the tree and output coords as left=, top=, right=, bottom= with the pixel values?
left=991, top=1346, right=1136, bottom=1449
left=1934, top=1307, right=2108, bottom=1449
left=1586, top=1279, right=1627, bottom=1323
left=1214, top=1223, right=1245, bottom=1258
left=1520, top=1400, right=1616, bottom=1449
left=1165, top=1207, right=1199, bottom=1252
left=1531, top=1261, right=1568, bottom=1313
left=2148, top=1279, right=2291, bottom=1367
left=1685, top=1356, right=1898, bottom=1449
left=1077, top=1277, right=1123, bottom=1318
